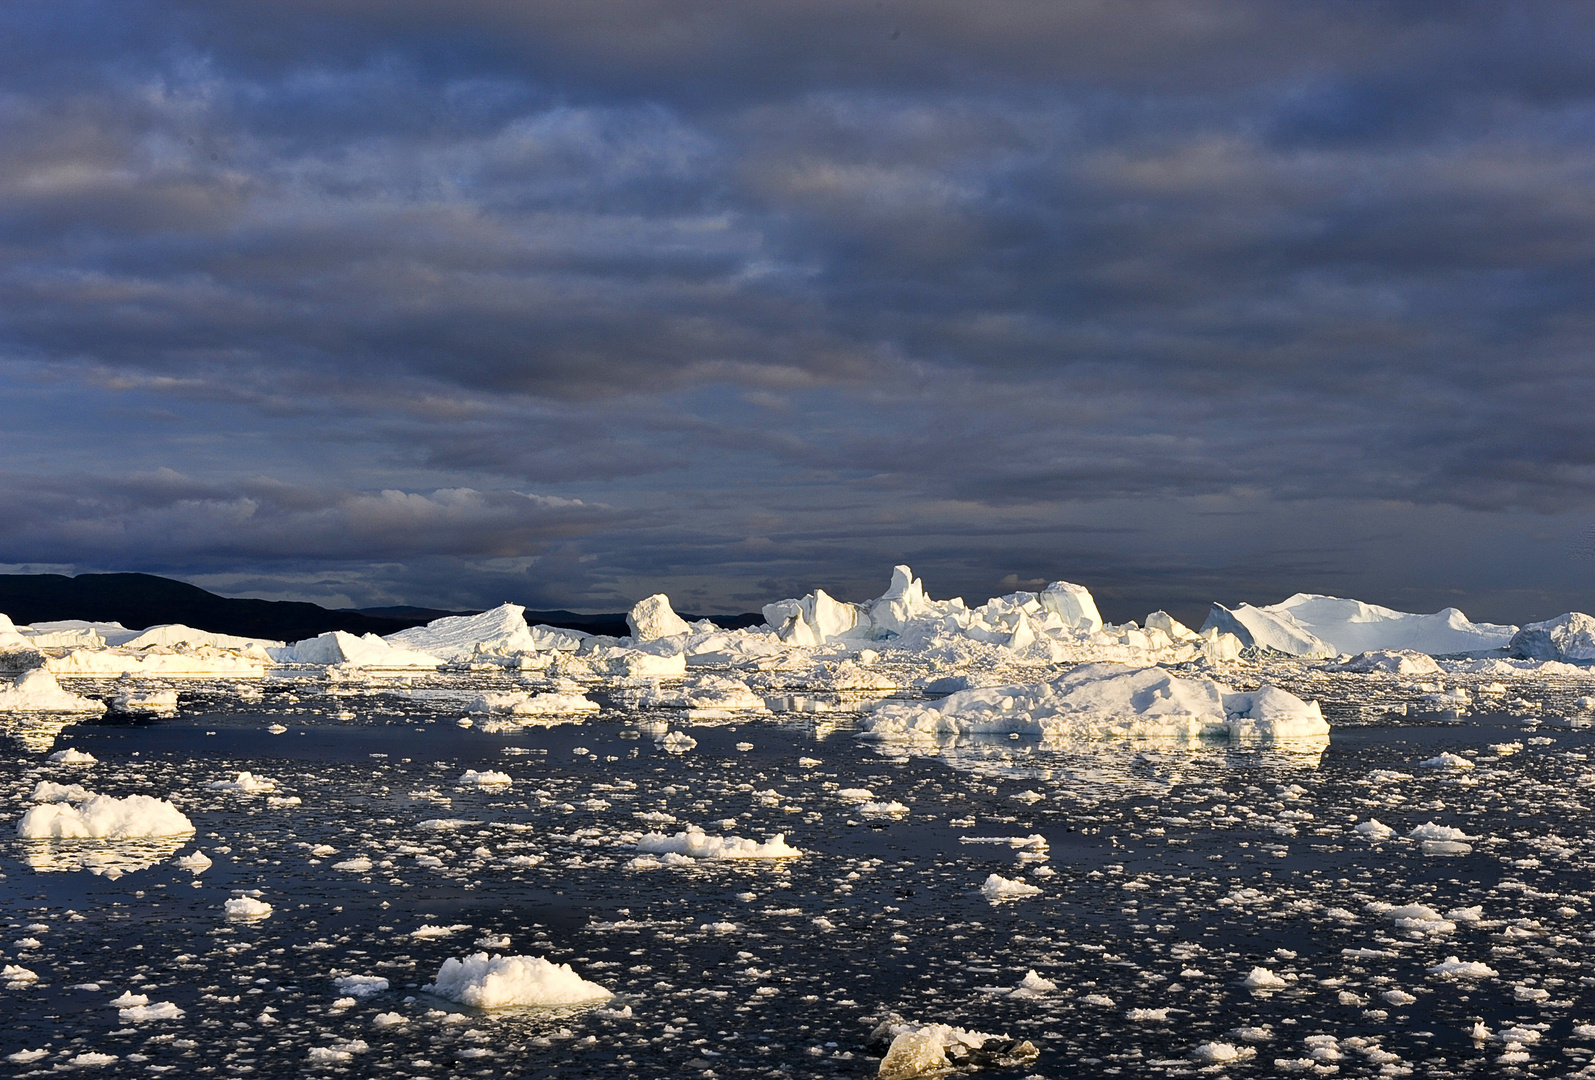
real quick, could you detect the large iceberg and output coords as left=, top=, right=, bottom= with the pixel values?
left=385, top=603, right=540, bottom=661
left=271, top=631, right=441, bottom=670
left=1262, top=594, right=1515, bottom=656
left=1201, top=603, right=1334, bottom=659
left=1508, top=613, right=1595, bottom=662
left=119, top=624, right=281, bottom=653
left=761, top=565, right=1208, bottom=663
left=860, top=663, right=1326, bottom=743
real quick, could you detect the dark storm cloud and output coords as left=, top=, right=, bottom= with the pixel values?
left=3, top=0, right=1595, bottom=614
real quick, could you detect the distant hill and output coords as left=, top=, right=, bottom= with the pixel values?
left=0, top=572, right=764, bottom=642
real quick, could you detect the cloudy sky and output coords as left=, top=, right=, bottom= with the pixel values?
left=3, top=0, right=1594, bottom=625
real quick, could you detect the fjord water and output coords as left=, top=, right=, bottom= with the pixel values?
left=5, top=674, right=1595, bottom=1077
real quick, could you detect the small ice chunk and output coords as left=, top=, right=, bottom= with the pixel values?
left=1242, top=967, right=1287, bottom=989
left=174, top=849, right=212, bottom=874
left=422, top=953, right=612, bottom=1008
left=636, top=826, right=802, bottom=860
left=206, top=772, right=277, bottom=793
left=979, top=874, right=1042, bottom=902
left=1418, top=752, right=1474, bottom=770
left=48, top=747, right=98, bottom=764
left=332, top=856, right=374, bottom=872
left=334, top=975, right=389, bottom=999
left=223, top=897, right=273, bottom=920
left=1426, top=957, right=1498, bottom=979
left=1354, top=818, right=1394, bottom=840
left=1009, top=970, right=1057, bottom=996
left=372, top=1012, right=407, bottom=1028
left=1191, top=1042, right=1254, bottom=1063
left=456, top=770, right=512, bottom=788
left=1407, top=822, right=1470, bottom=842
left=119, top=1001, right=185, bottom=1022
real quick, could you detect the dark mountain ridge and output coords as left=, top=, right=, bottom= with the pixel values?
left=0, top=573, right=762, bottom=642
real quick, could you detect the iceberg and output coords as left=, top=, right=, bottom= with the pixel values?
left=1262, top=594, right=1515, bottom=656
left=627, top=593, right=690, bottom=642
left=860, top=663, right=1327, bottom=743
left=385, top=603, right=539, bottom=661
left=1508, top=613, right=1595, bottom=662
left=0, top=668, right=105, bottom=713
left=17, top=793, right=194, bottom=839
left=119, top=624, right=281, bottom=652
left=271, top=631, right=441, bottom=670
left=1201, top=603, right=1334, bottom=658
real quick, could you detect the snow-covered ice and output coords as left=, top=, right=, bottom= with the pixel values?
left=423, top=953, right=613, bottom=1008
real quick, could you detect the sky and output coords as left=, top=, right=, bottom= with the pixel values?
left=2, top=0, right=1595, bottom=626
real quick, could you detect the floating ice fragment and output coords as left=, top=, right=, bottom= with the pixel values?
left=331, top=856, right=374, bottom=872
left=1354, top=819, right=1394, bottom=840
left=48, top=747, right=97, bottom=764
left=372, top=1012, right=407, bottom=1028
left=0, top=669, right=105, bottom=713
left=870, top=1018, right=1037, bottom=1079
left=423, top=953, right=612, bottom=1008
left=119, top=1001, right=184, bottom=1022
left=456, top=770, right=511, bottom=788
left=979, top=874, right=1042, bottom=902
left=206, top=771, right=277, bottom=793
left=167, top=854, right=210, bottom=887
left=334, top=975, right=389, bottom=999
left=1008, top=970, right=1057, bottom=997
left=1242, top=967, right=1287, bottom=990
left=1407, top=822, right=1471, bottom=842
left=636, top=826, right=802, bottom=860
left=1191, top=1041, right=1254, bottom=1063
left=1426, top=957, right=1498, bottom=979
left=224, top=896, right=273, bottom=920
left=1418, top=752, right=1474, bottom=770
left=17, top=794, right=193, bottom=839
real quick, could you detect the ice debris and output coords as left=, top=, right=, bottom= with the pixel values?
left=635, top=826, right=802, bottom=861
left=979, top=873, right=1042, bottom=902
left=869, top=1017, right=1038, bottom=1079
left=423, top=953, right=612, bottom=1008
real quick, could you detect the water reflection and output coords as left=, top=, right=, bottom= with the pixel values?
left=0, top=713, right=73, bottom=753
left=14, top=836, right=187, bottom=878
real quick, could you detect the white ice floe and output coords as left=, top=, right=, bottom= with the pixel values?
left=470, top=690, right=598, bottom=718
left=979, top=874, right=1042, bottom=902
left=1262, top=594, right=1515, bottom=656
left=1418, top=752, right=1474, bottom=770
left=207, top=771, right=278, bottom=793
left=1427, top=957, right=1498, bottom=979
left=223, top=896, right=273, bottom=920
left=635, top=826, right=802, bottom=860
left=118, top=1000, right=185, bottom=1022
left=16, top=794, right=194, bottom=839
left=0, top=668, right=105, bottom=713
left=457, top=769, right=512, bottom=788
left=1191, top=1041, right=1255, bottom=1063
left=46, top=645, right=265, bottom=679
left=1242, top=967, right=1288, bottom=989
left=423, top=953, right=612, bottom=1008
left=107, top=685, right=179, bottom=715
left=121, top=624, right=280, bottom=653
left=1332, top=650, right=1443, bottom=675
left=860, top=663, right=1326, bottom=744
left=1354, top=819, right=1395, bottom=840
left=31, top=780, right=93, bottom=803
left=1008, top=970, right=1057, bottom=997
left=1509, top=612, right=1595, bottom=662
left=173, top=849, right=212, bottom=874
left=48, top=747, right=97, bottom=764
left=334, top=975, right=389, bottom=998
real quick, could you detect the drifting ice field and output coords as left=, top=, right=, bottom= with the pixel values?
left=3, top=572, right=1595, bottom=1077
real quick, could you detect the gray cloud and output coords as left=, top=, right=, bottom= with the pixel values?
left=2, top=1, right=1595, bottom=618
